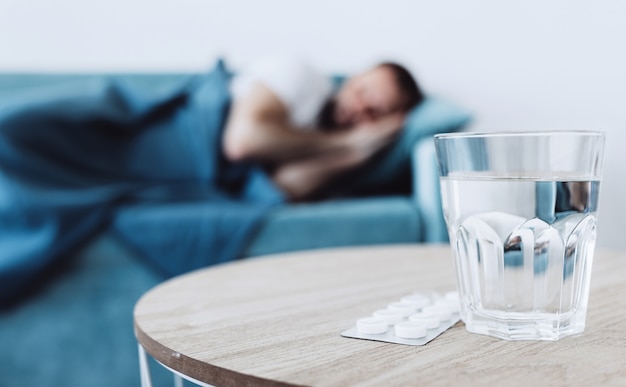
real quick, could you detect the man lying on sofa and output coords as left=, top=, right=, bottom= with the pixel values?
left=224, top=55, right=423, bottom=201
left=0, top=55, right=423, bottom=304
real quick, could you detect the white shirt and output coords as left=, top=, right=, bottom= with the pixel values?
left=230, top=56, right=334, bottom=129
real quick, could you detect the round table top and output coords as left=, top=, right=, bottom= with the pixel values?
left=134, top=245, right=626, bottom=386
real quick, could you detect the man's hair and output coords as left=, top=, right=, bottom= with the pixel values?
left=378, top=62, right=424, bottom=112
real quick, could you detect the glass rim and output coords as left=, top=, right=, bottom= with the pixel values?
left=434, top=130, right=606, bottom=140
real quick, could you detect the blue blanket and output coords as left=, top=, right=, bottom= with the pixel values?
left=0, top=61, right=284, bottom=304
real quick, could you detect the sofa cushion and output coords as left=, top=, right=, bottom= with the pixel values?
left=244, top=196, right=421, bottom=257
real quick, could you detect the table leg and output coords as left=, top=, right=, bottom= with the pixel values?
left=138, top=342, right=215, bottom=387
left=138, top=343, right=153, bottom=387
left=174, top=373, right=184, bottom=387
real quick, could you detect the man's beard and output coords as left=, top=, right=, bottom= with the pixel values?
left=315, top=98, right=345, bottom=131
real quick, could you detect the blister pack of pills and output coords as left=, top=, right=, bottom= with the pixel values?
left=341, top=291, right=461, bottom=346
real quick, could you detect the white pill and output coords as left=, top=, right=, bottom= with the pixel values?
left=387, top=301, right=417, bottom=317
left=373, top=309, right=404, bottom=325
left=422, top=306, right=452, bottom=321
left=408, top=314, right=440, bottom=329
left=435, top=299, right=460, bottom=313
left=357, top=317, right=388, bottom=334
left=401, top=294, right=431, bottom=309
left=394, top=321, right=427, bottom=339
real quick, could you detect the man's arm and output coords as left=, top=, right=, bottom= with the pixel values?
left=222, top=83, right=351, bottom=163
left=271, top=114, right=407, bottom=200
left=270, top=150, right=364, bottom=201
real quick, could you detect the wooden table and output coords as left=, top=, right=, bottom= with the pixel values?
left=134, top=245, right=626, bottom=387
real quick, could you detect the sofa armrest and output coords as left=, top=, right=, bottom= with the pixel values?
left=412, top=136, right=449, bottom=243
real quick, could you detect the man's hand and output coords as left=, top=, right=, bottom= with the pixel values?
left=344, top=111, right=406, bottom=158
left=272, top=112, right=406, bottom=201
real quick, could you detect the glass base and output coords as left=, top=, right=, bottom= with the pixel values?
left=462, top=309, right=587, bottom=341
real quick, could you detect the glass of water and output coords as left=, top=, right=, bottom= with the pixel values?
left=434, top=131, right=605, bottom=341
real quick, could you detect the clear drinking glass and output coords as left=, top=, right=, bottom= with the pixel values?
left=434, top=131, right=605, bottom=341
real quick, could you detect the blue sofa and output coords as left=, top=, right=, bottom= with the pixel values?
left=0, top=73, right=470, bottom=387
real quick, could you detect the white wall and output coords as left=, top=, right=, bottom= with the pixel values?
left=1, top=0, right=625, bottom=248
